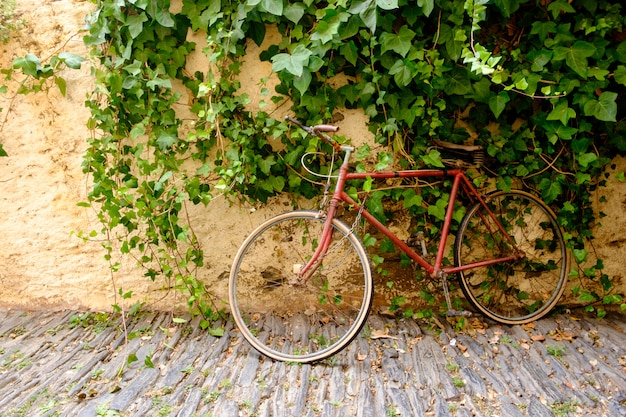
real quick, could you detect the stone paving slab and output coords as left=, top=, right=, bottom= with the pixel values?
left=0, top=308, right=625, bottom=416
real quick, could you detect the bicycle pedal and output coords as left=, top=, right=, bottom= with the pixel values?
left=446, top=309, right=472, bottom=318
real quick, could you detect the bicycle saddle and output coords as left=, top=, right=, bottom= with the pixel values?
left=431, top=139, right=485, bottom=168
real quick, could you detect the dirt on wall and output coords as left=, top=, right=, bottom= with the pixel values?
left=0, top=0, right=624, bottom=314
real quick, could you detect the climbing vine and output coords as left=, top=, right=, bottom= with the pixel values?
left=0, top=0, right=23, bottom=156
left=82, top=0, right=625, bottom=319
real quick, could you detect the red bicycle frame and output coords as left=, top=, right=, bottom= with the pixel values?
left=299, top=148, right=523, bottom=281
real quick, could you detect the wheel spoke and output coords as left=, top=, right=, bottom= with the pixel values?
left=229, top=211, right=373, bottom=363
left=455, top=191, right=568, bottom=324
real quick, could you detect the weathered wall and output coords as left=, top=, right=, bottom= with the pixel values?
left=0, top=0, right=624, bottom=313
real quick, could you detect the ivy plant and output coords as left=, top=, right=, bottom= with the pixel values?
left=0, top=52, right=84, bottom=157
left=82, top=0, right=626, bottom=319
left=0, top=0, right=24, bottom=156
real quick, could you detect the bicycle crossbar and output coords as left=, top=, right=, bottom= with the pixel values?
left=340, top=169, right=519, bottom=279
left=346, top=169, right=463, bottom=180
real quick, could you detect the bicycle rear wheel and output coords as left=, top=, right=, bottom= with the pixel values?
left=229, top=210, right=373, bottom=363
left=454, top=191, right=569, bottom=324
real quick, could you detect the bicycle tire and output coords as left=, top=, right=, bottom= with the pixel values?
left=454, top=190, right=569, bottom=324
left=229, top=210, right=373, bottom=363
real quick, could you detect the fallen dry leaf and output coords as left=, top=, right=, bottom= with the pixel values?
left=531, top=334, right=546, bottom=342
left=550, top=328, right=576, bottom=342
left=370, top=329, right=399, bottom=340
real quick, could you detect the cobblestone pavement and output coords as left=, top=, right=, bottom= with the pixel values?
left=0, top=308, right=625, bottom=417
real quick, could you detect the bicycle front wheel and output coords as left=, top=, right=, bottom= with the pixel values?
left=229, top=210, right=373, bottom=363
left=454, top=191, right=569, bottom=324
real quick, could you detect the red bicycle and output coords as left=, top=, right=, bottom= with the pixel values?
left=229, top=117, right=569, bottom=363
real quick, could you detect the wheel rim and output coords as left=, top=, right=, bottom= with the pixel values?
left=455, top=192, right=568, bottom=323
left=229, top=211, right=372, bottom=362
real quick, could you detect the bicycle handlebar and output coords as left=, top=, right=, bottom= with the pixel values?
left=313, top=124, right=340, bottom=133
left=285, top=116, right=343, bottom=152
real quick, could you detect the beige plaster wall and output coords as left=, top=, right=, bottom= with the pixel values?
left=0, top=0, right=623, bottom=313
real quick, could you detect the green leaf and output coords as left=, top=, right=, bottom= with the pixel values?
left=156, top=132, right=178, bottom=150
left=366, top=192, right=385, bottom=222
left=293, top=70, right=312, bottom=95
left=571, top=137, right=591, bottom=153
left=577, top=152, right=598, bottom=168
left=547, top=100, right=576, bottom=125
left=421, top=149, right=445, bottom=168
left=146, top=76, right=172, bottom=90
left=616, top=40, right=626, bottom=63
left=271, top=44, right=312, bottom=77
left=547, top=0, right=575, bottom=19
left=261, top=0, right=283, bottom=16
left=147, top=0, right=175, bottom=27
left=362, top=233, right=377, bottom=247
left=311, top=13, right=349, bottom=45
left=553, top=41, right=596, bottom=78
left=493, top=0, right=522, bottom=17
left=248, top=21, right=266, bottom=47
left=311, top=21, right=335, bottom=44
left=488, top=91, right=510, bottom=118
left=144, top=355, right=155, bottom=368
left=127, top=13, right=148, bottom=39
left=363, top=176, right=374, bottom=192
left=257, top=155, right=276, bottom=175
left=613, top=65, right=626, bottom=86
left=13, top=54, right=41, bottom=77
left=380, top=26, right=416, bottom=57
left=544, top=122, right=578, bottom=142
left=262, top=176, right=284, bottom=192
left=349, top=0, right=377, bottom=33
left=58, top=52, right=85, bottom=69
left=209, top=327, right=225, bottom=337
left=307, top=56, right=324, bottom=72
left=389, top=59, right=414, bottom=87
left=183, top=0, right=221, bottom=30
left=54, top=76, right=67, bottom=96
left=402, top=189, right=423, bottom=209
left=376, top=0, right=398, bottom=10
left=446, top=73, right=472, bottom=96
left=340, top=41, right=359, bottom=66
left=497, top=176, right=513, bottom=192
left=124, top=60, right=143, bottom=76
left=127, top=353, right=138, bottom=365
left=427, top=198, right=447, bottom=221
left=530, top=21, right=556, bottom=42
left=528, top=49, right=553, bottom=71
left=583, top=91, right=617, bottom=122
left=539, top=177, right=562, bottom=204
left=417, top=0, right=434, bottom=16
left=572, top=248, right=588, bottom=264
left=284, top=3, right=305, bottom=24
